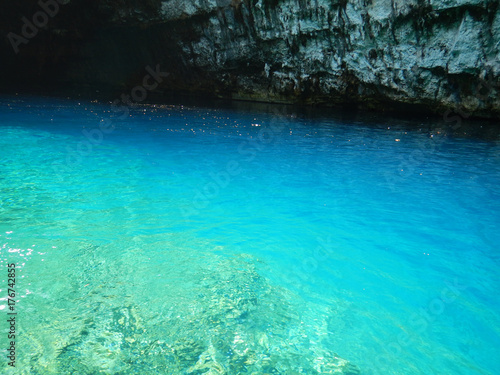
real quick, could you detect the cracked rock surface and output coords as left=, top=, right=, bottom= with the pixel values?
left=1, top=0, right=499, bottom=117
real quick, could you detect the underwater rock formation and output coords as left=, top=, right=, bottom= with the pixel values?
left=1, top=0, right=499, bottom=117
left=16, top=240, right=360, bottom=374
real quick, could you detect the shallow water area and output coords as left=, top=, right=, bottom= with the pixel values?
left=0, top=95, right=499, bottom=374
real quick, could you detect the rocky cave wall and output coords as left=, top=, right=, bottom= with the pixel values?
left=1, top=0, right=499, bottom=117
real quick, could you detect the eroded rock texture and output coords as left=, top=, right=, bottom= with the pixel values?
left=1, top=0, right=499, bottom=117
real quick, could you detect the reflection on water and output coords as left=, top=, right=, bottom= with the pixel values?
left=1, top=95, right=499, bottom=374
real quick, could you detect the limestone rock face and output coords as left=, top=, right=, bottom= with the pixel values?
left=152, top=0, right=499, bottom=116
left=1, top=0, right=499, bottom=117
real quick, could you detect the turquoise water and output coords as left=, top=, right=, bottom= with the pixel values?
left=0, top=95, right=499, bottom=374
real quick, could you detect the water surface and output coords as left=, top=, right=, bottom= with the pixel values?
left=0, top=96, right=499, bottom=374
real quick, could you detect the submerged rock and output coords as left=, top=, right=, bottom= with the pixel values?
left=13, top=240, right=361, bottom=374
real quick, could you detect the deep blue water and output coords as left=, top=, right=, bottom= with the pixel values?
left=0, top=95, right=499, bottom=374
